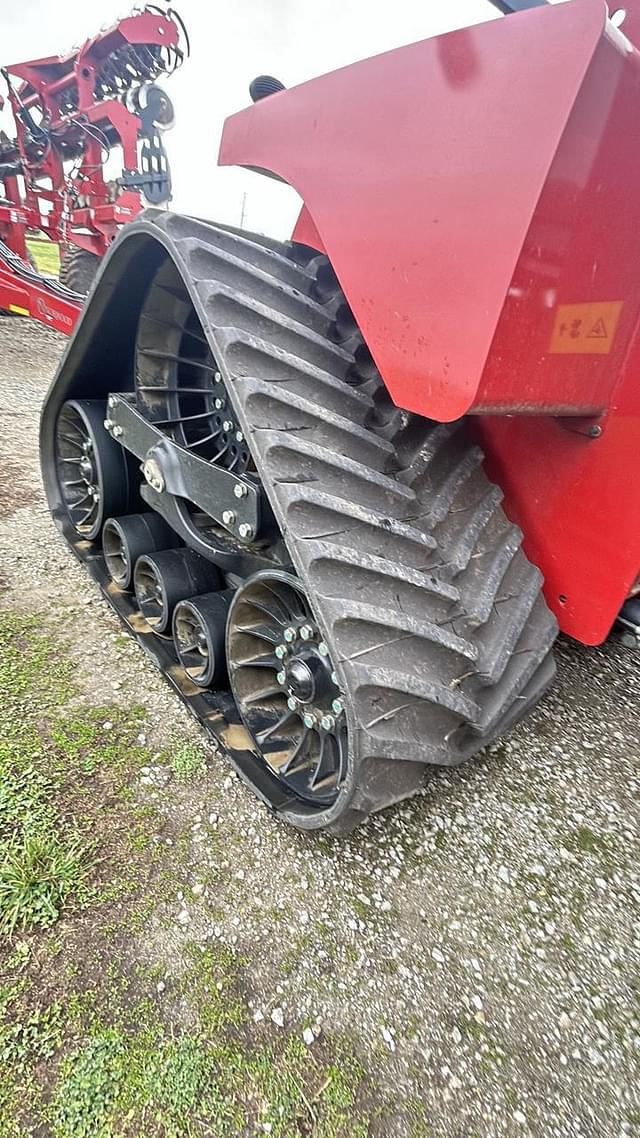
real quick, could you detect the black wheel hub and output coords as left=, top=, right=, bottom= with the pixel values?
left=226, top=571, right=348, bottom=806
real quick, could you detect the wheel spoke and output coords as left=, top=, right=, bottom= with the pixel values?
left=243, top=685, right=284, bottom=705
left=280, top=727, right=311, bottom=775
left=256, top=708, right=297, bottom=744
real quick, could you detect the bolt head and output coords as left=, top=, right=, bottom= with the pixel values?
left=287, top=697, right=298, bottom=711
left=331, top=699, right=343, bottom=716
left=214, top=371, right=222, bottom=384
left=143, top=458, right=165, bottom=494
left=222, top=510, right=235, bottom=526
left=233, top=483, right=248, bottom=499
left=108, top=395, right=115, bottom=409
left=238, top=523, right=253, bottom=540
left=235, top=430, right=244, bottom=443
left=103, top=418, right=113, bottom=431
left=318, top=642, right=329, bottom=657
left=299, top=624, right=314, bottom=641
left=275, top=645, right=287, bottom=660
left=276, top=670, right=286, bottom=685
left=223, top=420, right=234, bottom=432
left=303, top=713, right=315, bottom=729
left=321, top=714, right=335, bottom=731
left=331, top=671, right=339, bottom=686
left=113, top=425, right=123, bottom=438
left=214, top=397, right=224, bottom=410
left=283, top=627, right=297, bottom=643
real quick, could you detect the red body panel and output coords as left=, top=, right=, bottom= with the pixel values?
left=221, top=0, right=612, bottom=422
left=219, top=0, right=640, bottom=645
left=0, top=262, right=79, bottom=335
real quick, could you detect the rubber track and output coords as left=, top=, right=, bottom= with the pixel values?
left=147, top=213, right=558, bottom=831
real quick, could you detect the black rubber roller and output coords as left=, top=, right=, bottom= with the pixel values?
left=172, top=589, right=234, bottom=687
left=103, top=513, right=181, bottom=590
left=134, top=549, right=220, bottom=633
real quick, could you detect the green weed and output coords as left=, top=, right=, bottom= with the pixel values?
left=170, top=744, right=206, bottom=783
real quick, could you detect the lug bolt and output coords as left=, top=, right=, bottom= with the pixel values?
left=303, top=713, right=315, bottom=729
left=299, top=624, right=314, bottom=641
left=276, top=670, right=286, bottom=686
left=283, top=627, right=297, bottom=643
left=318, top=642, right=329, bottom=657
left=113, top=425, right=123, bottom=438
left=222, top=510, right=235, bottom=526
left=108, top=395, right=115, bottom=409
left=275, top=645, right=287, bottom=660
left=103, top=418, right=113, bottom=431
left=321, top=714, right=335, bottom=731
left=92, top=491, right=100, bottom=502
left=287, top=697, right=298, bottom=711
left=223, top=420, right=234, bottom=432
left=238, top=523, right=254, bottom=540
left=331, top=671, right=339, bottom=685
left=331, top=699, right=343, bottom=716
left=233, top=483, right=248, bottom=499
left=235, top=430, right=244, bottom=443
left=214, top=397, right=224, bottom=410
left=214, top=371, right=222, bottom=384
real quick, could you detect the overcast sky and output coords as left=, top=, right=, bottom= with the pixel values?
left=2, top=0, right=542, bottom=238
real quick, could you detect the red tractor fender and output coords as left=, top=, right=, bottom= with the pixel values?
left=219, top=0, right=608, bottom=423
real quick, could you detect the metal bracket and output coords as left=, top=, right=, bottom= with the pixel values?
left=105, top=393, right=260, bottom=543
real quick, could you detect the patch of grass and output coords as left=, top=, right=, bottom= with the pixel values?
left=0, top=611, right=74, bottom=712
left=53, top=1028, right=127, bottom=1138
left=26, top=236, right=60, bottom=276
left=50, top=705, right=147, bottom=779
left=0, top=829, right=90, bottom=934
left=563, top=825, right=612, bottom=858
left=170, top=744, right=207, bottom=783
left=0, top=730, right=93, bottom=934
left=183, top=942, right=247, bottom=1032
left=0, top=995, right=63, bottom=1069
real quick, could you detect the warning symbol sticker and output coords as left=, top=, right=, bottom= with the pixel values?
left=587, top=318, right=608, bottom=339
left=550, top=301, right=623, bottom=355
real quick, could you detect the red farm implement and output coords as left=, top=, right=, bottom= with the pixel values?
left=0, top=4, right=186, bottom=332
left=40, top=0, right=640, bottom=831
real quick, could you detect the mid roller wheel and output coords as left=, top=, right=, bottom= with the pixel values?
left=54, top=400, right=129, bottom=540
left=173, top=590, right=232, bottom=687
left=227, top=571, right=348, bottom=806
left=133, top=548, right=220, bottom=634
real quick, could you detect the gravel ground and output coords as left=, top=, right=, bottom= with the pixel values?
left=1, top=316, right=639, bottom=1137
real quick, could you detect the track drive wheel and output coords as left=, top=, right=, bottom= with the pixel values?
left=227, top=571, right=348, bottom=807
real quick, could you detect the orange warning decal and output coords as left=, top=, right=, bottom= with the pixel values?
left=550, top=301, right=623, bottom=355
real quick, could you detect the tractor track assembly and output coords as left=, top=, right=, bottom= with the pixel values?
left=41, top=212, right=557, bottom=832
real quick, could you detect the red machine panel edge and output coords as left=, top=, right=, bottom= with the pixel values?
left=220, top=0, right=607, bottom=423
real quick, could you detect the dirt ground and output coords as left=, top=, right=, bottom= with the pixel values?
left=0, top=315, right=638, bottom=1137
